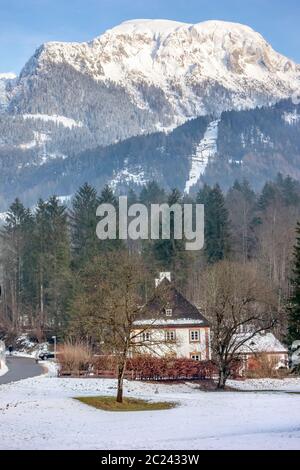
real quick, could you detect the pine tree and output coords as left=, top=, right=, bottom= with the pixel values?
left=98, top=184, right=117, bottom=205
left=257, top=182, right=278, bottom=211
left=1, top=199, right=31, bottom=329
left=150, top=189, right=191, bottom=286
left=43, top=197, right=71, bottom=332
left=240, top=179, right=256, bottom=203
left=32, top=197, right=71, bottom=332
left=69, top=183, right=99, bottom=267
left=288, top=222, right=300, bottom=343
left=198, top=184, right=231, bottom=264
left=232, top=179, right=242, bottom=192
left=152, top=189, right=183, bottom=267
left=279, top=175, right=300, bottom=206
left=98, top=184, right=123, bottom=252
left=139, top=181, right=166, bottom=206
left=226, top=179, right=256, bottom=262
left=19, top=209, right=37, bottom=324
left=127, top=188, right=138, bottom=206
left=0, top=199, right=43, bottom=330
left=196, top=183, right=211, bottom=206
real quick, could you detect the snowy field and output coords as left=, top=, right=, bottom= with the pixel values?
left=0, top=370, right=300, bottom=450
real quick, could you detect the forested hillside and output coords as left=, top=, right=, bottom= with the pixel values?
left=1, top=99, right=299, bottom=210
left=1, top=174, right=300, bottom=345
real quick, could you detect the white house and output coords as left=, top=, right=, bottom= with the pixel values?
left=235, top=331, right=288, bottom=372
left=132, top=273, right=211, bottom=361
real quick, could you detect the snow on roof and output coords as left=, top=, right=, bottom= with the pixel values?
left=236, top=332, right=288, bottom=354
left=133, top=318, right=204, bottom=327
left=134, top=278, right=210, bottom=327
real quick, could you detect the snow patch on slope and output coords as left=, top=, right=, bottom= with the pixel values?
left=110, top=167, right=148, bottom=189
left=23, top=114, right=83, bottom=129
left=18, top=131, right=50, bottom=150
left=283, top=110, right=300, bottom=124
left=57, top=195, right=73, bottom=204
left=0, top=73, right=17, bottom=80
left=0, top=212, right=7, bottom=224
left=39, top=153, right=68, bottom=166
left=185, top=119, right=219, bottom=193
left=0, top=73, right=16, bottom=111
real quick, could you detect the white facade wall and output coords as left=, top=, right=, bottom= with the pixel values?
left=246, top=352, right=289, bottom=368
left=174, top=327, right=209, bottom=359
left=133, top=327, right=210, bottom=360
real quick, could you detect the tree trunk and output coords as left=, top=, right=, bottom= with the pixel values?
left=116, top=359, right=126, bottom=403
left=217, top=367, right=227, bottom=389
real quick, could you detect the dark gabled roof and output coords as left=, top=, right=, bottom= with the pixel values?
left=135, top=278, right=210, bottom=327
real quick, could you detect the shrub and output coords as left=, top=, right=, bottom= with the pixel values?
left=57, top=341, right=92, bottom=373
left=127, top=355, right=216, bottom=381
left=246, top=353, right=288, bottom=379
left=91, top=354, right=117, bottom=372
left=57, top=349, right=217, bottom=380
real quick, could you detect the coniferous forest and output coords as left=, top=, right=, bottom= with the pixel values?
left=1, top=173, right=300, bottom=347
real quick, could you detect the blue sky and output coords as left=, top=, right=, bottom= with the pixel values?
left=0, top=0, right=299, bottom=73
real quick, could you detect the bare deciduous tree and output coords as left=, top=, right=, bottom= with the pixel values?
left=70, top=250, right=170, bottom=403
left=198, top=261, right=278, bottom=389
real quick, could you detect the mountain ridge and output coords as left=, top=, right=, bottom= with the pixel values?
left=1, top=19, right=299, bottom=148
left=1, top=98, right=299, bottom=210
left=0, top=19, right=300, bottom=208
left=7, top=19, right=300, bottom=125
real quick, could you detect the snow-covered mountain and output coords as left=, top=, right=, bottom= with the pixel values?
left=4, top=19, right=300, bottom=149
left=14, top=19, right=300, bottom=114
left=0, top=73, right=16, bottom=112
left=1, top=19, right=300, bottom=208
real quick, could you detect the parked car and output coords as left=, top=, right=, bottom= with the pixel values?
left=37, top=351, right=55, bottom=361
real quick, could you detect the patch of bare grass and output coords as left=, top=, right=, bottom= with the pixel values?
left=75, top=396, right=177, bottom=412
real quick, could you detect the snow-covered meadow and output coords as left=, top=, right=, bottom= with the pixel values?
left=0, top=369, right=300, bottom=450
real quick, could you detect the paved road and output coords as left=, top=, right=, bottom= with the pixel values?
left=0, top=356, right=44, bottom=385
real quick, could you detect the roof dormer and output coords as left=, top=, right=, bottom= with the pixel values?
left=155, top=272, right=171, bottom=288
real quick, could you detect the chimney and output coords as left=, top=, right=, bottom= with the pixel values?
left=155, top=272, right=171, bottom=288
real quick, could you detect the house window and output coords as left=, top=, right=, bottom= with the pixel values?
left=142, top=332, right=151, bottom=342
left=191, top=354, right=201, bottom=361
left=190, top=330, right=200, bottom=342
left=165, top=308, right=173, bottom=317
left=165, top=330, right=176, bottom=342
